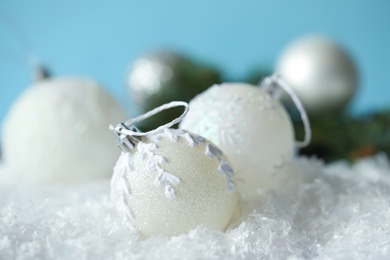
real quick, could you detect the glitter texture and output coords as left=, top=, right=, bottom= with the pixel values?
left=180, top=83, right=295, bottom=199
left=110, top=128, right=239, bottom=237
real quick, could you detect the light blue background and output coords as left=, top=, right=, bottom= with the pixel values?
left=0, top=0, right=389, bottom=124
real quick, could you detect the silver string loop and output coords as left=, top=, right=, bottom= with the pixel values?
left=111, top=101, right=189, bottom=152
left=260, top=74, right=311, bottom=148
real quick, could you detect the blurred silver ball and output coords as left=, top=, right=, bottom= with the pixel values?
left=128, top=53, right=175, bottom=102
left=276, top=36, right=358, bottom=114
left=126, top=52, right=221, bottom=130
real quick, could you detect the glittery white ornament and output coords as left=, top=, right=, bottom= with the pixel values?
left=2, top=78, right=126, bottom=184
left=180, top=82, right=295, bottom=199
left=110, top=102, right=239, bottom=238
left=276, top=36, right=358, bottom=113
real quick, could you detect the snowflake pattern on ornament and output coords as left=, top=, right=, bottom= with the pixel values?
left=111, top=154, right=135, bottom=229
left=111, top=128, right=235, bottom=229
left=182, top=84, right=282, bottom=147
left=194, top=86, right=244, bottom=147
left=257, top=94, right=279, bottom=120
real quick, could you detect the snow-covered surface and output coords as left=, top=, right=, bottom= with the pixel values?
left=1, top=154, right=390, bottom=259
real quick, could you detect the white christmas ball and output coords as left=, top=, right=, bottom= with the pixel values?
left=180, top=83, right=294, bottom=199
left=111, top=128, right=239, bottom=238
left=276, top=36, right=358, bottom=113
left=2, top=78, right=126, bottom=184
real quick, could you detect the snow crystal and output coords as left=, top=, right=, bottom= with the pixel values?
left=1, top=154, right=390, bottom=259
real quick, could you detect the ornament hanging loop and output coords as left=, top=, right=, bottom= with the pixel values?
left=111, top=101, right=189, bottom=152
left=0, top=11, right=49, bottom=82
left=260, top=74, right=311, bottom=148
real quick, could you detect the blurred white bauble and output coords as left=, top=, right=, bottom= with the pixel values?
left=276, top=36, right=358, bottom=113
left=111, top=128, right=238, bottom=237
left=2, top=78, right=126, bottom=184
left=180, top=83, right=294, bottom=199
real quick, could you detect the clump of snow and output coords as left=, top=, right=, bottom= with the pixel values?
left=1, top=154, right=390, bottom=259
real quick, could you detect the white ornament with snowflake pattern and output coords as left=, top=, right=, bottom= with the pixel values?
left=180, top=83, right=295, bottom=199
left=111, top=128, right=239, bottom=238
left=2, top=78, right=126, bottom=184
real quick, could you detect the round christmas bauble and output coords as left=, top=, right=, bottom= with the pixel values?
left=180, top=83, right=295, bottom=199
left=2, top=78, right=126, bottom=184
left=111, top=128, right=238, bottom=238
left=127, top=52, right=221, bottom=130
left=276, top=36, right=358, bottom=114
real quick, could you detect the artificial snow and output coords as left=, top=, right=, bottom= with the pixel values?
left=1, top=154, right=390, bottom=259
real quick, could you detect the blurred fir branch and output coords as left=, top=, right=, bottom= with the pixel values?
left=294, top=110, right=390, bottom=162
